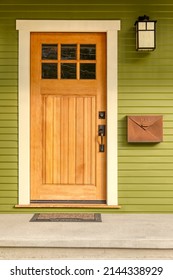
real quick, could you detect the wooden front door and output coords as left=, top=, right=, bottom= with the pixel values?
left=30, top=32, right=106, bottom=202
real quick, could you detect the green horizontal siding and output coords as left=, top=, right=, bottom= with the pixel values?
left=0, top=0, right=173, bottom=212
left=118, top=2, right=173, bottom=213
left=119, top=191, right=173, bottom=198
left=0, top=184, right=17, bottom=191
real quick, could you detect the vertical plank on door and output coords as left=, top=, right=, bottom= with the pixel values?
left=68, top=97, right=76, bottom=184
left=84, top=97, right=92, bottom=184
left=42, top=95, right=46, bottom=185
left=45, top=95, right=54, bottom=184
left=91, top=97, right=96, bottom=185
left=76, top=97, right=84, bottom=184
left=60, top=97, right=69, bottom=184
left=53, top=96, right=61, bottom=184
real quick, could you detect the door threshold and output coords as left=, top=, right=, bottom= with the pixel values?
left=15, top=204, right=121, bottom=209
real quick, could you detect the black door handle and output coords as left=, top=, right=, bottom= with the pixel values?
left=98, top=125, right=105, bottom=152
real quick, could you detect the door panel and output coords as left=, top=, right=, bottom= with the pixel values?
left=42, top=95, right=96, bottom=186
left=30, top=32, right=106, bottom=201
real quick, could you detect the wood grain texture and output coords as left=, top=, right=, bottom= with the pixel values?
left=42, top=95, right=96, bottom=186
left=68, top=97, right=76, bottom=184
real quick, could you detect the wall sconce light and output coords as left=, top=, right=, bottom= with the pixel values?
left=135, top=15, right=157, bottom=51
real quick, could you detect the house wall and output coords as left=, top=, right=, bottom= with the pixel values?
left=0, top=0, right=173, bottom=213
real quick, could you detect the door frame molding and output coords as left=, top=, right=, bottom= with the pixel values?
left=16, top=20, right=121, bottom=206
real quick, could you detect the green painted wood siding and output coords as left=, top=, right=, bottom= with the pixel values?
left=1, top=0, right=173, bottom=212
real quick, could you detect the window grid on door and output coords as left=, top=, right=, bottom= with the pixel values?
left=41, top=43, right=96, bottom=80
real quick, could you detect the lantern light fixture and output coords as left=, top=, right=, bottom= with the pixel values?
left=135, top=15, right=157, bottom=51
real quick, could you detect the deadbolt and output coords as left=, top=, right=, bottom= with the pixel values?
left=99, top=111, right=106, bottom=119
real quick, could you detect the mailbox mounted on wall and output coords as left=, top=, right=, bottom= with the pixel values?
left=127, top=115, right=163, bottom=143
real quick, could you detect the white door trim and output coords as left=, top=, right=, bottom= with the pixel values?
left=16, top=20, right=121, bottom=206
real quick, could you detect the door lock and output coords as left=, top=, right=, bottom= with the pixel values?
left=99, top=111, right=106, bottom=119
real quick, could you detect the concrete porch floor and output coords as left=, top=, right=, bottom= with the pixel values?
left=0, top=213, right=173, bottom=259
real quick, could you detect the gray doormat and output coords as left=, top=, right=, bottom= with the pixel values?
left=30, top=213, right=102, bottom=222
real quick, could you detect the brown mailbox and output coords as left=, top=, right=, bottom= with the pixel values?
left=127, top=115, right=163, bottom=143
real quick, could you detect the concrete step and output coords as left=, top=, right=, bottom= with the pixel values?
left=0, top=214, right=173, bottom=259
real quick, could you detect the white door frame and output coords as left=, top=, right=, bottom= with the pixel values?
left=16, top=20, right=121, bottom=206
